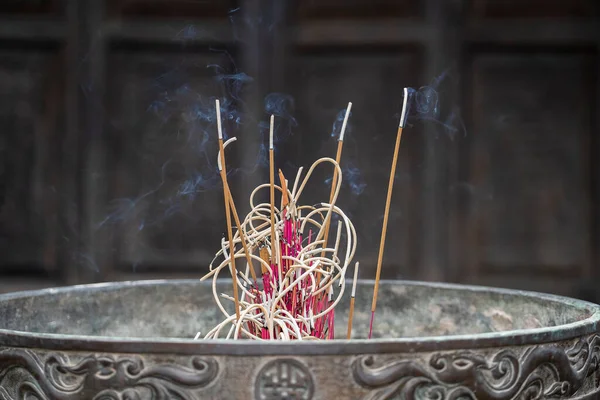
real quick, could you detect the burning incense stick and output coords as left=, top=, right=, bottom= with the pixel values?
left=368, top=88, right=411, bottom=339
left=346, top=261, right=359, bottom=339
left=322, top=103, right=352, bottom=249
left=330, top=102, right=352, bottom=198
left=269, top=115, right=280, bottom=283
left=216, top=99, right=241, bottom=320
left=317, top=103, right=353, bottom=288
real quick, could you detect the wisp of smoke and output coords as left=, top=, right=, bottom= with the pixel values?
left=264, top=93, right=297, bottom=124
left=400, top=68, right=466, bottom=140
left=262, top=93, right=298, bottom=147
left=330, top=108, right=353, bottom=138
left=89, top=5, right=300, bottom=273
left=324, top=163, right=366, bottom=196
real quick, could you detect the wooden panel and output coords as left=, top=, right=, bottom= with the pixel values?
left=107, top=0, right=236, bottom=19
left=106, top=47, right=239, bottom=271
left=469, top=51, right=594, bottom=278
left=470, top=0, right=598, bottom=18
left=0, top=0, right=63, bottom=15
left=298, top=0, right=418, bottom=19
left=288, top=48, right=421, bottom=279
left=0, top=48, right=63, bottom=271
left=296, top=20, right=431, bottom=46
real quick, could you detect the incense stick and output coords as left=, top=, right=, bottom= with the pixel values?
left=346, top=261, right=359, bottom=339
left=216, top=99, right=241, bottom=320
left=323, top=102, right=352, bottom=240
left=331, top=102, right=352, bottom=194
left=269, top=115, right=280, bottom=283
left=223, top=178, right=258, bottom=283
left=368, top=88, right=410, bottom=339
left=319, top=102, right=353, bottom=282
left=215, top=137, right=258, bottom=283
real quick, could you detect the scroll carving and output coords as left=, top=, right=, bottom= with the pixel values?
left=0, top=348, right=218, bottom=400
left=353, top=335, right=600, bottom=400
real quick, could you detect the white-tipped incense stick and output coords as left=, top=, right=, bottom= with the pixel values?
left=269, top=114, right=274, bottom=150
left=347, top=261, right=359, bottom=339
left=331, top=102, right=352, bottom=193
left=338, top=102, right=353, bottom=142
left=269, top=115, right=279, bottom=281
left=369, top=88, right=410, bottom=339
left=352, top=261, right=360, bottom=298
left=321, top=102, right=353, bottom=268
left=291, top=166, right=304, bottom=200
left=216, top=99, right=241, bottom=320
left=216, top=99, right=223, bottom=140
left=399, top=88, right=410, bottom=129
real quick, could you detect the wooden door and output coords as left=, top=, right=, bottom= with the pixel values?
left=0, top=0, right=597, bottom=300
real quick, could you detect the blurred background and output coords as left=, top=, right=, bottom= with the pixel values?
left=0, top=0, right=598, bottom=302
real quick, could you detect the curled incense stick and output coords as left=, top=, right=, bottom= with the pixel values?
left=216, top=99, right=241, bottom=320
left=368, top=88, right=411, bottom=339
left=201, top=156, right=357, bottom=340
left=217, top=137, right=237, bottom=171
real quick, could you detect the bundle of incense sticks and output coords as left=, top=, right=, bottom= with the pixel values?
left=199, top=90, right=411, bottom=341
left=199, top=101, right=358, bottom=340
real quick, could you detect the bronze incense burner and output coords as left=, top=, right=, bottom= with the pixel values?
left=0, top=279, right=598, bottom=399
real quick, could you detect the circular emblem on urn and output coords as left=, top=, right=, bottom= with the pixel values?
left=255, top=358, right=314, bottom=400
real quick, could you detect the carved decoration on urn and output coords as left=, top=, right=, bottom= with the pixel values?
left=0, top=348, right=218, bottom=399
left=353, top=335, right=600, bottom=400
left=254, top=358, right=315, bottom=400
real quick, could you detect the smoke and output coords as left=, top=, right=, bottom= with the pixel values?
left=324, top=163, right=367, bottom=197
left=330, top=108, right=353, bottom=138
left=262, top=93, right=298, bottom=147
left=68, top=8, right=473, bottom=275
left=264, top=93, right=296, bottom=122
left=343, top=164, right=367, bottom=196
left=400, top=68, right=467, bottom=140
left=74, top=4, right=302, bottom=274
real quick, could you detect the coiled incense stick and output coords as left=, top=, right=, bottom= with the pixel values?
left=201, top=153, right=357, bottom=340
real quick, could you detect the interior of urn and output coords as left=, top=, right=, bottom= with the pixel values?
left=0, top=280, right=593, bottom=340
